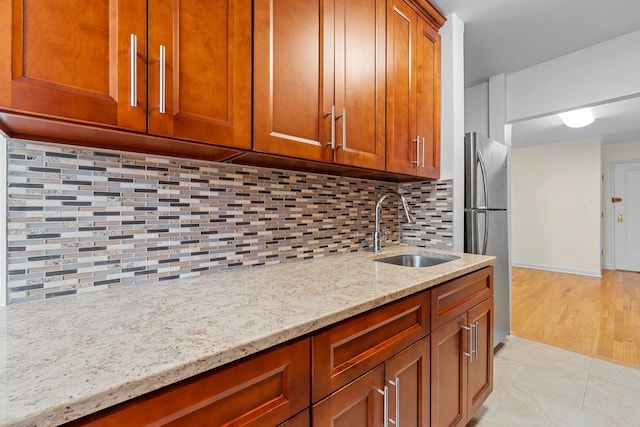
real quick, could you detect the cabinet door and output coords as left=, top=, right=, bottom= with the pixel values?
left=385, top=336, right=430, bottom=427
left=253, top=0, right=334, bottom=162
left=467, top=297, right=494, bottom=416
left=415, top=17, right=441, bottom=178
left=0, top=0, right=146, bottom=130
left=333, top=0, right=385, bottom=170
left=148, top=0, right=251, bottom=149
left=385, top=0, right=418, bottom=175
left=279, top=409, right=310, bottom=427
left=431, top=312, right=468, bottom=427
left=312, top=365, right=384, bottom=427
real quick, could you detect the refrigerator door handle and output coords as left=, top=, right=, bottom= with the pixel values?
left=471, top=210, right=479, bottom=254
left=483, top=211, right=489, bottom=255
left=477, top=151, right=489, bottom=208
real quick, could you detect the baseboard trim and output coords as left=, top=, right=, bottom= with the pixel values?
left=512, top=262, right=602, bottom=278
left=602, top=263, right=614, bottom=270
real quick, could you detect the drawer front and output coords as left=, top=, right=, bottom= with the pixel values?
left=312, top=291, right=430, bottom=402
left=431, top=266, right=493, bottom=331
left=67, top=338, right=310, bottom=427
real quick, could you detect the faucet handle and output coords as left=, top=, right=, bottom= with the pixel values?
left=380, top=228, right=388, bottom=241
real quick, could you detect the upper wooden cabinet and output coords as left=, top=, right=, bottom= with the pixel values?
left=386, top=0, right=443, bottom=178
left=147, top=0, right=251, bottom=149
left=253, top=0, right=386, bottom=170
left=0, top=0, right=251, bottom=149
left=0, top=0, right=147, bottom=131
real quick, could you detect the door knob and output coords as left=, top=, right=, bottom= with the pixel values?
left=617, top=213, right=624, bottom=223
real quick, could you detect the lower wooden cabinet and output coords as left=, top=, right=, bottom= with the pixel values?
left=279, top=410, right=310, bottom=427
left=430, top=297, right=494, bottom=427
left=66, top=338, right=310, bottom=426
left=312, top=365, right=385, bottom=426
left=62, top=267, right=494, bottom=427
left=312, top=337, right=430, bottom=426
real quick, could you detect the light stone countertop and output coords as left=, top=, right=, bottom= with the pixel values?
left=0, top=246, right=495, bottom=427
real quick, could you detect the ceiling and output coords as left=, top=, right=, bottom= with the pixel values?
left=429, top=0, right=640, bottom=147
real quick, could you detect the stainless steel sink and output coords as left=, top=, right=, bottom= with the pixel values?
left=374, top=253, right=460, bottom=267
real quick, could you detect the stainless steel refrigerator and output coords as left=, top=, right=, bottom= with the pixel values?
left=464, top=132, right=510, bottom=346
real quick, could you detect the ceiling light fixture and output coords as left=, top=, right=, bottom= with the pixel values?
left=558, top=108, right=595, bottom=128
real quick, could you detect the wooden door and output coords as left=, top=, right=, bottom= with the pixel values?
left=333, top=0, right=386, bottom=170
left=385, top=337, right=430, bottom=427
left=312, top=365, right=385, bottom=426
left=0, top=0, right=146, bottom=130
left=467, top=297, right=494, bottom=416
left=415, top=16, right=441, bottom=178
left=431, top=313, right=468, bottom=427
left=385, top=0, right=418, bottom=175
left=253, top=0, right=334, bottom=162
left=148, top=0, right=251, bottom=149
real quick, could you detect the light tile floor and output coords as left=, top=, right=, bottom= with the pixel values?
left=468, top=335, right=640, bottom=427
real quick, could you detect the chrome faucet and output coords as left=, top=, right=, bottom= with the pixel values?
left=373, top=191, right=415, bottom=253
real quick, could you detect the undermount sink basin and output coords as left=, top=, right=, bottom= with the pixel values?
left=374, top=253, right=460, bottom=268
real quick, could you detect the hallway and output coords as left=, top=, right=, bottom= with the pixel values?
left=511, top=267, right=640, bottom=369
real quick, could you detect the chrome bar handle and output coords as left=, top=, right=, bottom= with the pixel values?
left=376, top=386, right=390, bottom=427
left=387, top=378, right=400, bottom=426
left=342, top=108, right=347, bottom=150
left=130, top=34, right=138, bottom=107
left=421, top=136, right=426, bottom=168
left=325, top=105, right=336, bottom=149
left=475, top=320, right=480, bottom=360
left=412, top=135, right=421, bottom=165
left=159, top=45, right=166, bottom=114
left=336, top=108, right=346, bottom=150
left=462, top=324, right=474, bottom=362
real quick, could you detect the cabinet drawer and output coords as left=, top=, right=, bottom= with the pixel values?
left=67, top=338, right=310, bottom=426
left=312, top=291, right=430, bottom=402
left=431, top=266, right=493, bottom=331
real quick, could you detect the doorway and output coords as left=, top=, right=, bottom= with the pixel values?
left=612, top=160, right=640, bottom=272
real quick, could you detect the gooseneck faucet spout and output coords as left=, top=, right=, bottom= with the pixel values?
left=373, top=191, right=415, bottom=253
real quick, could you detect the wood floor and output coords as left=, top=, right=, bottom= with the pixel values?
left=511, top=267, right=640, bottom=369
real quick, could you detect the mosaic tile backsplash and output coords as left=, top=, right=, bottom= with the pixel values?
left=6, top=139, right=453, bottom=304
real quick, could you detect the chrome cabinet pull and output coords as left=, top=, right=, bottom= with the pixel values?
left=159, top=45, right=166, bottom=114
left=462, top=324, right=474, bottom=362
left=412, top=135, right=420, bottom=165
left=342, top=108, right=347, bottom=150
left=421, top=136, right=425, bottom=168
left=475, top=320, right=480, bottom=360
left=387, top=378, right=400, bottom=426
left=325, top=105, right=336, bottom=149
left=130, top=34, right=138, bottom=107
left=336, top=108, right=347, bottom=150
left=377, top=386, right=390, bottom=427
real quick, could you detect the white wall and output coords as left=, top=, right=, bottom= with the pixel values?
left=464, top=82, right=488, bottom=135
left=507, top=30, right=640, bottom=122
left=601, top=140, right=640, bottom=269
left=488, top=74, right=507, bottom=144
left=439, top=13, right=465, bottom=251
left=512, top=138, right=602, bottom=276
